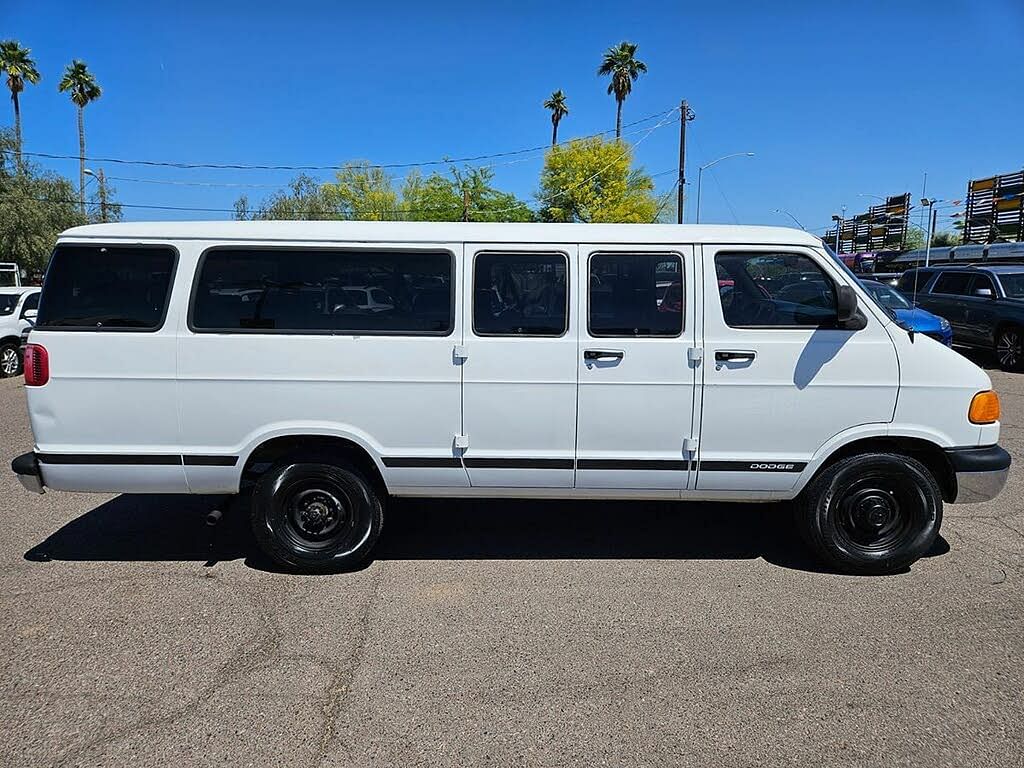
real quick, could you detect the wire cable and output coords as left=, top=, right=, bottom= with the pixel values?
left=8, top=107, right=678, bottom=173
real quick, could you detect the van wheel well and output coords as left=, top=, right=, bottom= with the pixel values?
left=241, top=435, right=388, bottom=497
left=813, top=436, right=956, bottom=503
left=0, top=335, right=21, bottom=348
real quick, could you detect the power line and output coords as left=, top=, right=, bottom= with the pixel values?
left=1, top=161, right=682, bottom=217
left=8, top=107, right=679, bottom=174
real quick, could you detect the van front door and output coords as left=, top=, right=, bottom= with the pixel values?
left=696, top=246, right=898, bottom=492
left=461, top=244, right=578, bottom=487
left=575, top=246, right=697, bottom=490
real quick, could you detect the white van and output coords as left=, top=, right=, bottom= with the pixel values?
left=11, top=222, right=1010, bottom=574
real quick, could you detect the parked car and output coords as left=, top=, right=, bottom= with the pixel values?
left=859, top=279, right=952, bottom=346
left=0, top=286, right=40, bottom=377
left=897, top=265, right=1024, bottom=370
left=12, top=222, right=1010, bottom=576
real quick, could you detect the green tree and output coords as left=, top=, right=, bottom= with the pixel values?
left=597, top=41, right=647, bottom=139
left=543, top=90, right=569, bottom=147
left=322, top=163, right=400, bottom=220
left=402, top=166, right=534, bottom=222
left=0, top=40, right=41, bottom=169
left=538, top=136, right=657, bottom=223
left=931, top=230, right=959, bottom=247
left=58, top=60, right=102, bottom=213
left=0, top=129, right=86, bottom=275
left=235, top=174, right=338, bottom=220
left=903, top=227, right=924, bottom=251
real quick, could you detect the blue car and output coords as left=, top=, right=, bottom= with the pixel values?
left=860, top=279, right=953, bottom=346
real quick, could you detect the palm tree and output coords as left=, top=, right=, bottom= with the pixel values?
left=543, top=90, right=569, bottom=147
left=597, top=41, right=647, bottom=139
left=0, top=40, right=41, bottom=168
left=58, top=60, right=102, bottom=212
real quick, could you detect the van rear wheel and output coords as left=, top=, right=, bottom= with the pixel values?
left=796, top=452, right=941, bottom=575
left=250, top=460, right=383, bottom=572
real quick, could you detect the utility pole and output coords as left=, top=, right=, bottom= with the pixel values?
left=677, top=100, right=695, bottom=224
left=96, top=168, right=109, bottom=223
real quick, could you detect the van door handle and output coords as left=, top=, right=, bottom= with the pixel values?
left=715, top=350, right=756, bottom=362
left=584, top=349, right=624, bottom=362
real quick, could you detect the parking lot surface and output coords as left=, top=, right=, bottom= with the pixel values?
left=1, top=357, right=1022, bottom=768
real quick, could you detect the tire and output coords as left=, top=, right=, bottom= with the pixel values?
left=250, top=460, right=383, bottom=572
left=995, top=325, right=1024, bottom=372
left=796, top=452, right=942, bottom=575
left=0, top=342, right=21, bottom=378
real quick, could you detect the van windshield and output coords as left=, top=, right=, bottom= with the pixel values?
left=0, top=294, right=18, bottom=316
left=36, top=245, right=176, bottom=330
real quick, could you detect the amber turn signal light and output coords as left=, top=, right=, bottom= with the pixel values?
left=969, top=391, right=1000, bottom=424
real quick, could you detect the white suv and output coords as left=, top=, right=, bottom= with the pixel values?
left=0, top=287, right=40, bottom=377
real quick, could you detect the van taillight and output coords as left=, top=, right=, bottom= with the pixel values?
left=23, top=344, right=49, bottom=386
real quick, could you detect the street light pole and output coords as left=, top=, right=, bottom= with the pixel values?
left=773, top=208, right=805, bottom=230
left=84, top=167, right=110, bottom=223
left=921, top=198, right=940, bottom=267
left=695, top=152, right=754, bottom=224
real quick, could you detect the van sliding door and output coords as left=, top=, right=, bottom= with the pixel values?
left=460, top=243, right=578, bottom=487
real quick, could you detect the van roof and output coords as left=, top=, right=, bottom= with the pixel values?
left=58, top=220, right=822, bottom=247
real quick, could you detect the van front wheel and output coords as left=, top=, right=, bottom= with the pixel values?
left=797, top=453, right=941, bottom=575
left=251, top=460, right=383, bottom=572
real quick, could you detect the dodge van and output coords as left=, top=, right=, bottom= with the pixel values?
left=11, top=222, right=1011, bottom=574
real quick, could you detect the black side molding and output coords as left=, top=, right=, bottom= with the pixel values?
left=945, top=445, right=1011, bottom=473
left=32, top=453, right=239, bottom=467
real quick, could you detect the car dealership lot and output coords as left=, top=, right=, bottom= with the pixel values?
left=1, top=363, right=1022, bottom=768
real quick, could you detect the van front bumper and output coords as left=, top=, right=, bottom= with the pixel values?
left=946, top=445, right=1011, bottom=504
left=11, top=452, right=44, bottom=494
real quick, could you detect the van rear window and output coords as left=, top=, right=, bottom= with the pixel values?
left=191, top=248, right=453, bottom=335
left=37, top=245, right=177, bottom=330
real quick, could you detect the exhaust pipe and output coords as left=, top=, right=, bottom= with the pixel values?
left=205, top=507, right=223, bottom=527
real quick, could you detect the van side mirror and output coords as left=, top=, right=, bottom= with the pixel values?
left=837, top=285, right=858, bottom=323
left=835, top=285, right=866, bottom=330
left=22, top=309, right=37, bottom=323
left=974, top=287, right=994, bottom=298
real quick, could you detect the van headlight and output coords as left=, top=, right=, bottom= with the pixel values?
left=939, top=318, right=951, bottom=331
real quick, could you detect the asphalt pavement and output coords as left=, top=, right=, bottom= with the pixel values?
left=1, top=354, right=1022, bottom=767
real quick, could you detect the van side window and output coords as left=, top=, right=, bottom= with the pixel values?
left=36, top=245, right=177, bottom=331
left=473, top=253, right=567, bottom=336
left=716, top=252, right=837, bottom=328
left=931, top=272, right=972, bottom=296
left=191, top=249, right=453, bottom=335
left=588, top=253, right=683, bottom=337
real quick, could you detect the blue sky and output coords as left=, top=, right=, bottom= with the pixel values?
left=3, top=0, right=1023, bottom=234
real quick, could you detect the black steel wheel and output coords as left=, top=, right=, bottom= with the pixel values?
left=251, top=460, right=383, bottom=572
left=797, top=452, right=942, bottom=575
left=995, top=326, right=1024, bottom=372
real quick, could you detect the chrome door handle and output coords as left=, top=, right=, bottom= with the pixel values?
left=715, top=350, right=756, bottom=362
left=584, top=349, right=624, bottom=362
